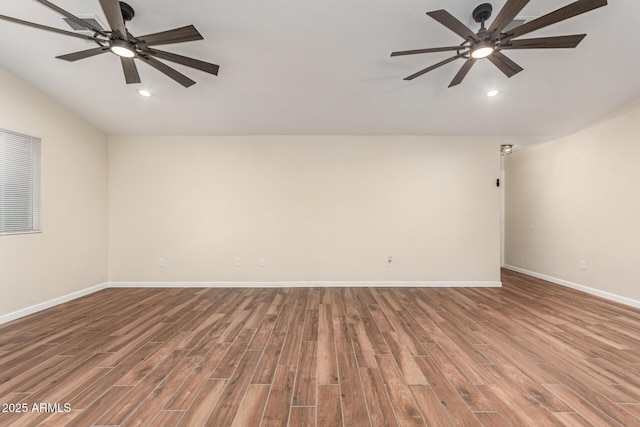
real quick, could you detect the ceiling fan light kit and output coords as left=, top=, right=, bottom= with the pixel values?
left=470, top=40, right=495, bottom=59
left=0, top=0, right=220, bottom=88
left=391, top=0, right=608, bottom=88
left=109, top=38, right=136, bottom=58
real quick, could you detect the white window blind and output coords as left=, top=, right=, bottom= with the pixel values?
left=0, top=128, right=41, bottom=235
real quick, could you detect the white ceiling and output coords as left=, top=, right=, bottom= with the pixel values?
left=0, top=0, right=637, bottom=146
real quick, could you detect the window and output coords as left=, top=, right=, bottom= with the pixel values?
left=0, top=128, right=41, bottom=235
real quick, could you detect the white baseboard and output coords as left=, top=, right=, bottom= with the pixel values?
left=109, top=280, right=502, bottom=288
left=503, top=265, right=640, bottom=309
left=0, top=280, right=500, bottom=324
left=0, top=282, right=109, bottom=325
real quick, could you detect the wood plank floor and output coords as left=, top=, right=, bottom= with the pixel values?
left=1, top=269, right=640, bottom=426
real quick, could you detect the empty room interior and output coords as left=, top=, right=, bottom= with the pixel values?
left=1, top=0, right=639, bottom=426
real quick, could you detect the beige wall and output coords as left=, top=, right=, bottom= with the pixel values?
left=109, top=135, right=501, bottom=283
left=0, top=67, right=108, bottom=317
left=505, top=97, right=640, bottom=301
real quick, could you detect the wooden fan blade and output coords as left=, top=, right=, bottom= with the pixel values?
left=487, top=51, right=523, bottom=77
left=56, top=47, right=109, bottom=61
left=449, top=58, right=476, bottom=87
left=143, top=49, right=219, bottom=75
left=121, top=57, right=141, bottom=84
left=0, top=14, right=99, bottom=41
left=488, top=0, right=531, bottom=35
left=136, top=25, right=203, bottom=46
left=34, top=0, right=107, bottom=36
left=391, top=46, right=463, bottom=57
left=138, top=55, right=196, bottom=87
left=506, top=0, right=607, bottom=40
left=501, top=34, right=586, bottom=49
left=99, top=0, right=127, bottom=39
left=427, top=10, right=480, bottom=42
left=403, top=53, right=466, bottom=81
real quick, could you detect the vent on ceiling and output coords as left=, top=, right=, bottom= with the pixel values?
left=62, top=15, right=106, bottom=32
left=503, top=17, right=528, bottom=33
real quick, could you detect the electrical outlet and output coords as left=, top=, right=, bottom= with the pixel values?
left=234, top=257, right=240, bottom=267
left=159, top=258, right=165, bottom=267
left=580, top=260, right=587, bottom=270
left=387, top=256, right=393, bottom=265
left=259, top=257, right=265, bottom=267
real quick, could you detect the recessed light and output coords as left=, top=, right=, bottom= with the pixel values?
left=486, top=89, right=500, bottom=98
left=137, top=89, right=152, bottom=97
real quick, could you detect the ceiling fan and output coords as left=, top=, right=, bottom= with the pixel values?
left=391, top=0, right=607, bottom=87
left=0, top=0, right=219, bottom=87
